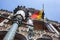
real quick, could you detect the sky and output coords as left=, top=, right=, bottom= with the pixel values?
left=0, top=0, right=60, bottom=22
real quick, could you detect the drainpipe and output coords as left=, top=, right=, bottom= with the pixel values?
left=3, top=23, right=19, bottom=40
left=3, top=14, right=23, bottom=40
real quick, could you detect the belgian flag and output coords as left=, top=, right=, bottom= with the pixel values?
left=31, top=9, right=44, bottom=20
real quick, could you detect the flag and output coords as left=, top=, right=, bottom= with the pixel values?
left=31, top=9, right=45, bottom=20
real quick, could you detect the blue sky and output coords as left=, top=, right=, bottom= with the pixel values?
left=0, top=0, right=60, bottom=22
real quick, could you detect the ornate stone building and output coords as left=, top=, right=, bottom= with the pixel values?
left=0, top=8, right=60, bottom=40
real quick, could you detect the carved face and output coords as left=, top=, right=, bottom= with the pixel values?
left=16, top=10, right=25, bottom=20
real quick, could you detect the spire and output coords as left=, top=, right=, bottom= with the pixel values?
left=42, top=3, right=45, bottom=19
left=42, top=3, right=44, bottom=12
